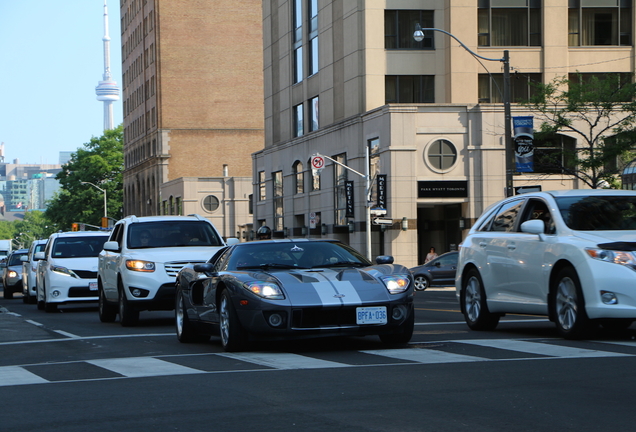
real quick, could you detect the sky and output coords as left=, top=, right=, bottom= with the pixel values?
left=0, top=1, right=122, bottom=165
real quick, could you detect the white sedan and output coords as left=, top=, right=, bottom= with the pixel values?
left=456, top=189, right=636, bottom=339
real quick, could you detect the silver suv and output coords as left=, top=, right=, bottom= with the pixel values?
left=98, top=214, right=236, bottom=326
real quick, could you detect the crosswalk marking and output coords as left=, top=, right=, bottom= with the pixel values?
left=0, top=366, right=49, bottom=386
left=361, top=348, right=480, bottom=364
left=219, top=352, right=350, bottom=369
left=87, top=357, right=205, bottom=378
left=454, top=339, right=630, bottom=358
left=3, top=338, right=635, bottom=388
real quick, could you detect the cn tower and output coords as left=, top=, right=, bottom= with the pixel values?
left=95, top=0, right=120, bottom=131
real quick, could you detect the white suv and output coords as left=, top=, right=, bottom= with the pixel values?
left=98, top=215, right=236, bottom=326
left=21, top=239, right=48, bottom=304
left=456, top=189, right=636, bottom=339
left=36, top=231, right=110, bottom=312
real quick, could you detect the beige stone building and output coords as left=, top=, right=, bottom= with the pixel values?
left=119, top=0, right=264, bottom=238
left=254, top=0, right=635, bottom=266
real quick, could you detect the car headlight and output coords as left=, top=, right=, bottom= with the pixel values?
left=381, top=275, right=410, bottom=294
left=126, top=260, right=156, bottom=272
left=8, top=270, right=17, bottom=278
left=50, top=265, right=74, bottom=277
left=585, top=248, right=636, bottom=270
left=244, top=281, right=285, bottom=300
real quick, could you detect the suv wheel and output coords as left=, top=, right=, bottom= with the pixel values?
left=98, top=282, right=117, bottom=323
left=118, top=282, right=139, bottom=327
left=552, top=267, right=590, bottom=339
left=462, top=268, right=499, bottom=331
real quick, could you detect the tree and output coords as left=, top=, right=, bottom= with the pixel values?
left=523, top=73, right=636, bottom=189
left=45, top=126, right=124, bottom=230
left=13, top=211, right=57, bottom=248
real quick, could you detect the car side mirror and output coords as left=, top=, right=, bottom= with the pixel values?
left=226, top=238, right=240, bottom=246
left=520, top=219, right=545, bottom=235
left=193, top=263, right=215, bottom=273
left=34, top=252, right=45, bottom=260
left=103, top=241, right=120, bottom=252
left=0, top=262, right=6, bottom=268
left=20, top=256, right=28, bottom=262
left=375, top=255, right=394, bottom=265
left=435, top=261, right=441, bottom=267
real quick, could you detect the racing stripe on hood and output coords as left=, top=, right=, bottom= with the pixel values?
left=311, top=280, right=362, bottom=306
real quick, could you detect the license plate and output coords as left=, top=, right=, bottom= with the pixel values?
left=89, top=282, right=98, bottom=291
left=356, top=306, right=387, bottom=324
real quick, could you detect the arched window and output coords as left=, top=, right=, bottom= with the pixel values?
left=293, top=161, right=304, bottom=194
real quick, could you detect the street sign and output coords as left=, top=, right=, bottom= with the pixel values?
left=311, top=155, right=325, bottom=170
left=373, top=217, right=393, bottom=225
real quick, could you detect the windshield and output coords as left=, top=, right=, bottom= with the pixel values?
left=8, top=253, right=27, bottom=266
left=127, top=221, right=223, bottom=249
left=52, top=236, right=109, bottom=258
left=227, top=241, right=371, bottom=270
left=556, top=195, right=636, bottom=230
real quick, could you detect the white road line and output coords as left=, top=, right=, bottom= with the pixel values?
left=361, top=348, right=482, bottom=364
left=53, top=330, right=80, bottom=338
left=454, top=339, right=630, bottom=358
left=24, top=320, right=44, bottom=327
left=87, top=357, right=205, bottom=378
left=219, top=352, right=349, bottom=369
left=0, top=366, right=49, bottom=387
left=0, top=333, right=174, bottom=346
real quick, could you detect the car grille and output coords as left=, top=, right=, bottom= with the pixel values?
left=73, top=270, right=98, bottom=279
left=291, top=306, right=359, bottom=329
left=164, top=261, right=206, bottom=277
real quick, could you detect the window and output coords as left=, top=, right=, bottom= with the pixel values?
left=533, top=133, right=577, bottom=174
left=273, top=171, right=284, bottom=232
left=293, top=0, right=303, bottom=83
left=333, top=154, right=348, bottom=226
left=293, top=103, right=304, bottom=137
left=308, top=0, right=319, bottom=75
left=202, top=195, right=220, bottom=212
left=568, top=73, right=633, bottom=102
left=478, top=0, right=541, bottom=47
left=309, top=157, right=321, bottom=191
left=309, top=96, right=319, bottom=131
left=569, top=2, right=631, bottom=46
left=293, top=161, right=304, bottom=194
left=385, top=75, right=434, bottom=103
left=427, top=139, right=457, bottom=171
left=478, top=73, right=541, bottom=103
left=258, top=171, right=266, bottom=201
left=490, top=199, right=524, bottom=232
left=385, top=10, right=434, bottom=49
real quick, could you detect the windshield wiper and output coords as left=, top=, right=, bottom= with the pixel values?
left=316, top=261, right=366, bottom=268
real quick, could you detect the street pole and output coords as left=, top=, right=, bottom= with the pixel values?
left=81, top=181, right=107, bottom=219
left=414, top=25, right=514, bottom=197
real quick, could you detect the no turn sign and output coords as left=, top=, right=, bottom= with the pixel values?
left=311, top=155, right=325, bottom=170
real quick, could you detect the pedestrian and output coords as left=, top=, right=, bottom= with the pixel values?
left=424, top=247, right=438, bottom=263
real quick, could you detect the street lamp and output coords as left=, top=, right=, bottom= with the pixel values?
left=414, top=25, right=514, bottom=197
left=80, top=181, right=107, bottom=219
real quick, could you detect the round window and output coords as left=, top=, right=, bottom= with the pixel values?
left=427, top=139, right=457, bottom=171
left=202, top=195, right=220, bottom=212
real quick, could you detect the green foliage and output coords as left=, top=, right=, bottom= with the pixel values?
left=12, top=211, right=57, bottom=249
left=45, top=126, right=124, bottom=230
left=523, top=73, right=636, bottom=188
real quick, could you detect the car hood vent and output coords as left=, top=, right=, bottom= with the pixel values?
left=288, top=272, right=320, bottom=283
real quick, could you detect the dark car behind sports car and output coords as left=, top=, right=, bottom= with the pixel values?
left=409, top=251, right=458, bottom=291
left=175, top=239, right=415, bottom=351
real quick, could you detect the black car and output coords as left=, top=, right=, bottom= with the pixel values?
left=409, top=251, right=458, bottom=291
left=175, top=239, right=415, bottom=351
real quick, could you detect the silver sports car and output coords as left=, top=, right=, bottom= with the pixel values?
left=175, top=239, right=415, bottom=351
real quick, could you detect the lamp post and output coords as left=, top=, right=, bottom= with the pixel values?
left=414, top=25, right=514, bottom=197
left=81, top=181, right=107, bottom=219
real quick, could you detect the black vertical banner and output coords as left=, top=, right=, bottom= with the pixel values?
left=377, top=175, right=387, bottom=209
left=345, top=181, right=355, bottom=218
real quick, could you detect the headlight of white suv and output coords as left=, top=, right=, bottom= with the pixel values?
left=585, top=248, right=636, bottom=270
left=126, top=260, right=156, bottom=272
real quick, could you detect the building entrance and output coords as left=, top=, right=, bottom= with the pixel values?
left=416, top=204, right=462, bottom=265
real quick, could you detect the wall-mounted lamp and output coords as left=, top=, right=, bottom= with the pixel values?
left=401, top=217, right=408, bottom=231
left=321, top=223, right=327, bottom=235
left=459, top=217, right=465, bottom=230
left=301, top=226, right=307, bottom=236
left=249, top=230, right=255, bottom=241
left=348, top=220, right=355, bottom=233
left=236, top=231, right=240, bottom=238
left=283, top=227, right=288, bottom=238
